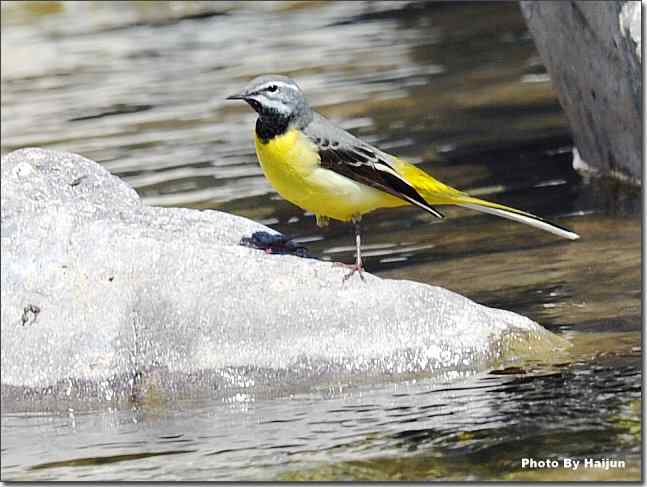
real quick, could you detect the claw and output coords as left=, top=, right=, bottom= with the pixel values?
left=334, top=217, right=366, bottom=282
left=342, top=263, right=365, bottom=282
left=334, top=261, right=365, bottom=281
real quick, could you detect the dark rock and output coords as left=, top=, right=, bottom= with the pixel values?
left=520, top=1, right=641, bottom=182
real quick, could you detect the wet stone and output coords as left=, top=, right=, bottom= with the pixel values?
left=1, top=148, right=566, bottom=410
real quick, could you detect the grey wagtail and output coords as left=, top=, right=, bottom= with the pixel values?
left=227, top=75, right=579, bottom=278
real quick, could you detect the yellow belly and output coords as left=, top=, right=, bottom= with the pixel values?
left=255, top=129, right=404, bottom=221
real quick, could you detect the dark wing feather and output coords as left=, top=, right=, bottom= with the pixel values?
left=314, top=142, right=444, bottom=219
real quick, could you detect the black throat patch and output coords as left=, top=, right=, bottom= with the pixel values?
left=256, top=116, right=290, bottom=144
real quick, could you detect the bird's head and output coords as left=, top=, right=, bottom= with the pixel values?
left=226, top=75, right=311, bottom=125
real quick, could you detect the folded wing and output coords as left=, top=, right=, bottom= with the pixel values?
left=304, top=115, right=444, bottom=219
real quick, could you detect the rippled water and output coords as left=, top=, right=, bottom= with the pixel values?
left=1, top=0, right=641, bottom=481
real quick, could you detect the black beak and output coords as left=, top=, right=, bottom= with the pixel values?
left=226, top=93, right=246, bottom=101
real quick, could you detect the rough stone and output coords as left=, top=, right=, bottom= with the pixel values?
left=1, top=148, right=566, bottom=411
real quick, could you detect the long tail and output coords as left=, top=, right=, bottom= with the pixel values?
left=456, top=197, right=579, bottom=240
left=395, top=160, right=579, bottom=240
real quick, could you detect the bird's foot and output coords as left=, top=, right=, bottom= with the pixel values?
left=334, top=261, right=366, bottom=282
left=240, top=231, right=309, bottom=258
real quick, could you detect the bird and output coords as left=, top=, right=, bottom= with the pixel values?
left=227, top=75, right=579, bottom=279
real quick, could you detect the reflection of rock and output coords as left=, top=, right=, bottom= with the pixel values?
left=1, top=149, right=565, bottom=410
left=520, top=1, right=641, bottom=182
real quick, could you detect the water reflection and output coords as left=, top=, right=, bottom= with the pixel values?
left=2, top=338, right=639, bottom=480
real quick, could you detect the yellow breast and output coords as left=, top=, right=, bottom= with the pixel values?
left=255, top=129, right=405, bottom=221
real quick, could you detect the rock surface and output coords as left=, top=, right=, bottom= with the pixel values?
left=1, top=149, right=566, bottom=411
left=520, top=1, right=642, bottom=182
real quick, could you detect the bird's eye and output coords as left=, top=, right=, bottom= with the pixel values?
left=266, top=85, right=278, bottom=93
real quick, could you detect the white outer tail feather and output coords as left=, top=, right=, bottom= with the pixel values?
left=459, top=203, right=580, bottom=240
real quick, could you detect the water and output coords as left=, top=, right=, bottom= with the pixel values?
left=1, top=1, right=641, bottom=481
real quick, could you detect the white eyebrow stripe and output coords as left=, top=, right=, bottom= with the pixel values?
left=257, top=80, right=297, bottom=92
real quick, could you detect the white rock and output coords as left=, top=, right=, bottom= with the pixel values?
left=619, top=2, right=641, bottom=61
left=1, top=148, right=565, bottom=410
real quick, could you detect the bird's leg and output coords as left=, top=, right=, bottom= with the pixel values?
left=315, top=214, right=330, bottom=228
left=354, top=218, right=363, bottom=269
left=342, top=217, right=365, bottom=281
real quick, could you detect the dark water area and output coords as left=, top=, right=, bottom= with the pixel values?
left=1, top=1, right=641, bottom=481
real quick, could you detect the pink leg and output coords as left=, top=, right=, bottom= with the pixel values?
left=337, top=218, right=365, bottom=281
